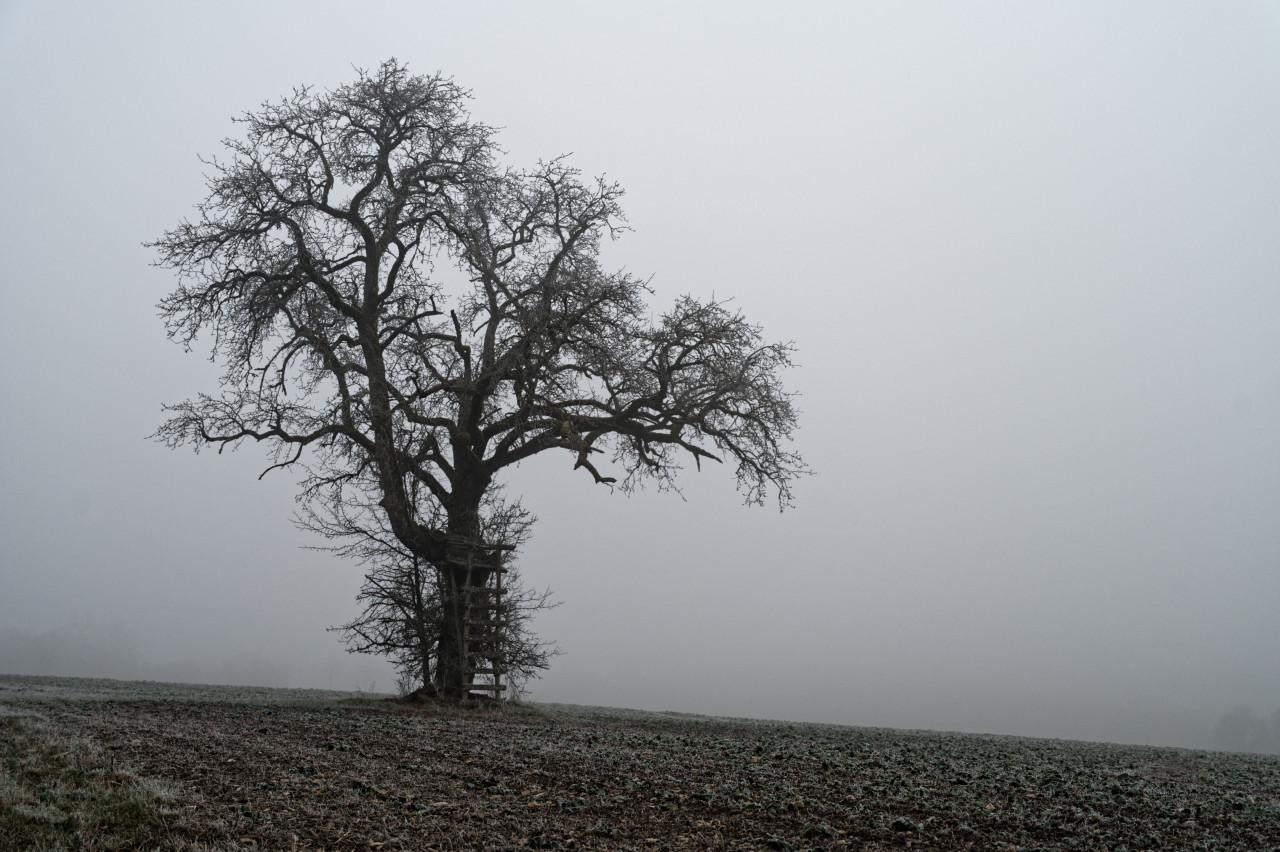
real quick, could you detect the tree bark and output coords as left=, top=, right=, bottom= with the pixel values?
left=435, top=488, right=489, bottom=698
left=411, top=558, right=434, bottom=692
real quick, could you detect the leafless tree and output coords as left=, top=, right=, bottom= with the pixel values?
left=151, top=60, right=807, bottom=697
left=304, top=485, right=558, bottom=696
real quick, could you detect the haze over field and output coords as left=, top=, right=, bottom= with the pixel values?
left=2, top=2, right=1278, bottom=752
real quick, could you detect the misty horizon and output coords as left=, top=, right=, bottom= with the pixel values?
left=3, top=2, right=1279, bottom=757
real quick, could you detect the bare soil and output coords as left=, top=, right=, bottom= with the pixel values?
left=4, top=675, right=1279, bottom=850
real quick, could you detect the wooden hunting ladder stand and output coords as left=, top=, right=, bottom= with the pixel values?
left=444, top=535, right=515, bottom=700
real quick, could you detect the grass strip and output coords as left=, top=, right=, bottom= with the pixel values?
left=0, top=707, right=228, bottom=851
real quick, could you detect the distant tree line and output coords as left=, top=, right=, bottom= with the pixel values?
left=1213, top=706, right=1280, bottom=755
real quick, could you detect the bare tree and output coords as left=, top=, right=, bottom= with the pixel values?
left=305, top=485, right=558, bottom=696
left=151, top=60, right=807, bottom=697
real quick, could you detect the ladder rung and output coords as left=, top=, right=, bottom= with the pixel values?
left=454, top=572, right=509, bottom=699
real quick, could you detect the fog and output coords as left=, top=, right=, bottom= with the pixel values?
left=2, top=2, right=1278, bottom=752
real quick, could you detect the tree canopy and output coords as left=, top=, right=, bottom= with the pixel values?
left=152, top=59, right=807, bottom=693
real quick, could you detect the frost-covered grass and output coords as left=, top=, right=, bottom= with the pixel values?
left=0, top=704, right=231, bottom=851
left=3, top=673, right=1280, bottom=850
left=0, top=675, right=386, bottom=850
left=0, top=672, right=389, bottom=706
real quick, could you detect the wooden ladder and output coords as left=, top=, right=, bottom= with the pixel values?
left=445, top=536, right=514, bottom=700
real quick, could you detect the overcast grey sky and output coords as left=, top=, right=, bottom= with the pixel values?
left=2, top=2, right=1278, bottom=751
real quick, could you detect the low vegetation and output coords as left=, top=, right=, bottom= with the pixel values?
left=0, top=703, right=227, bottom=850
left=3, top=675, right=1278, bottom=850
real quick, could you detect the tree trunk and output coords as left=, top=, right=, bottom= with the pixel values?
left=436, top=493, right=488, bottom=699
left=436, top=564, right=467, bottom=699
left=410, top=558, right=434, bottom=693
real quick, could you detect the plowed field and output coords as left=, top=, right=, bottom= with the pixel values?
left=3, top=675, right=1279, bottom=850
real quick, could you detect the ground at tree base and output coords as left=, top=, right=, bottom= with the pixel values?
left=2, top=675, right=1278, bottom=850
